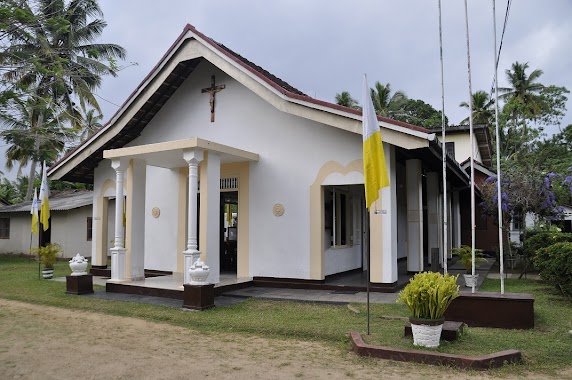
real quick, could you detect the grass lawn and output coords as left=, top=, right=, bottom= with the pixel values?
left=1, top=256, right=571, bottom=376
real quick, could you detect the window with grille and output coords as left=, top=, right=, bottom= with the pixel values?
left=0, top=218, right=10, bottom=239
left=324, top=187, right=353, bottom=247
left=87, top=217, right=93, bottom=241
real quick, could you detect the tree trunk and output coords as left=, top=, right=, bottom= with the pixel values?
left=25, top=111, right=44, bottom=201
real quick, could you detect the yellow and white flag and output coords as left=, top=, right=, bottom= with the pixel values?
left=362, top=74, right=390, bottom=209
left=30, top=188, right=39, bottom=234
left=38, top=161, right=50, bottom=231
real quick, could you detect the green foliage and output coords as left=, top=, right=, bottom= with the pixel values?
left=31, top=243, right=62, bottom=269
left=451, top=245, right=487, bottom=274
left=459, top=90, right=494, bottom=125
left=334, top=91, right=360, bottom=109
left=522, top=228, right=572, bottom=259
left=397, top=272, right=459, bottom=320
left=533, top=242, right=572, bottom=298
left=391, top=98, right=447, bottom=129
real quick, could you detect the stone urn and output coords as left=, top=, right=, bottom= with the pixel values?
left=69, top=253, right=89, bottom=276
left=189, top=258, right=210, bottom=285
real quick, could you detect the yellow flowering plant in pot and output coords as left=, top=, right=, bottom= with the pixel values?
left=397, top=272, right=459, bottom=348
left=31, top=243, right=62, bottom=279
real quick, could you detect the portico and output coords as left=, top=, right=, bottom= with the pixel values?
left=102, top=138, right=258, bottom=285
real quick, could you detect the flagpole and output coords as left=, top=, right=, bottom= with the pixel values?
left=438, top=0, right=448, bottom=275
left=463, top=0, right=477, bottom=294
left=366, top=219, right=371, bottom=335
left=492, top=0, right=505, bottom=294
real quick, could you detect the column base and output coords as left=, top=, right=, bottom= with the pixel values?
left=66, top=274, right=94, bottom=295
left=110, top=247, right=127, bottom=280
left=182, top=284, right=215, bottom=310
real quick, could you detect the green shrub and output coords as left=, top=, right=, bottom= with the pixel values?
left=533, top=242, right=572, bottom=299
left=522, top=230, right=572, bottom=259
left=397, top=272, right=459, bottom=320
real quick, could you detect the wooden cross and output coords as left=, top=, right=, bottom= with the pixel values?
left=201, top=75, right=226, bottom=122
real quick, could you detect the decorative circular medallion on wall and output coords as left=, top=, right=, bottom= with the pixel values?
left=273, top=203, right=285, bottom=217
left=151, top=207, right=161, bottom=218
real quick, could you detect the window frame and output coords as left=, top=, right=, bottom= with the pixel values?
left=0, top=217, right=10, bottom=239
left=86, top=216, right=93, bottom=241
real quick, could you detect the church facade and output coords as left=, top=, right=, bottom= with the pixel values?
left=49, top=24, right=471, bottom=289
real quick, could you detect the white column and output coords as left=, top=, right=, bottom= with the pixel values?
left=380, top=144, right=398, bottom=283
left=125, top=159, right=146, bottom=280
left=452, top=191, right=462, bottom=250
left=203, top=152, right=221, bottom=284
left=182, top=149, right=204, bottom=284
left=426, top=172, right=439, bottom=266
left=110, top=159, right=127, bottom=281
left=406, top=159, right=423, bottom=272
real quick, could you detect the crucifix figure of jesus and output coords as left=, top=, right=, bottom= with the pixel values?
left=201, top=75, right=226, bottom=122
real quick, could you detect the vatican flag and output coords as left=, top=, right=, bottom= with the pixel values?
left=31, top=188, right=39, bottom=234
left=362, top=74, right=390, bottom=210
left=39, top=161, right=50, bottom=231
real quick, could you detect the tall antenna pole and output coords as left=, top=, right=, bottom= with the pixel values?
left=463, top=0, right=477, bottom=293
left=438, top=0, right=448, bottom=275
left=439, top=0, right=449, bottom=274
left=492, top=0, right=505, bottom=294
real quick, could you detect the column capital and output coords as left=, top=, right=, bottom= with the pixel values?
left=111, top=158, right=128, bottom=171
left=183, top=148, right=204, bottom=164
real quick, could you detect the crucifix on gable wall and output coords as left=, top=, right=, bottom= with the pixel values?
left=201, top=75, right=226, bottom=122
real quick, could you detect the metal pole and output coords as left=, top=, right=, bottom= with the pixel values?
left=366, top=206, right=371, bottom=335
left=463, top=0, right=477, bottom=294
left=492, top=0, right=505, bottom=294
left=438, top=0, right=448, bottom=275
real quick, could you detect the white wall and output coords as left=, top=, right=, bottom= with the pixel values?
left=144, top=166, right=179, bottom=272
left=0, top=208, right=91, bottom=258
left=0, top=213, right=38, bottom=254
left=51, top=206, right=92, bottom=258
left=438, top=133, right=482, bottom=164
left=120, top=61, right=366, bottom=279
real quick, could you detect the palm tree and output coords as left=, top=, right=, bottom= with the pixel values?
left=1, top=0, right=126, bottom=199
left=370, top=82, right=406, bottom=118
left=334, top=91, right=360, bottom=109
left=79, top=108, right=103, bottom=141
left=0, top=97, right=73, bottom=176
left=500, top=62, right=545, bottom=140
left=459, top=90, right=494, bottom=125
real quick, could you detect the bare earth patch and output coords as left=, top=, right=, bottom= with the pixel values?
left=0, top=299, right=569, bottom=380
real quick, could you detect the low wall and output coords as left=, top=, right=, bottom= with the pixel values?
left=445, top=291, right=534, bottom=329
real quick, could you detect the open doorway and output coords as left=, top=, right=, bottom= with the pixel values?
left=220, top=191, right=238, bottom=273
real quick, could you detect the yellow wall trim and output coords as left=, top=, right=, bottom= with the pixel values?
left=309, top=160, right=363, bottom=280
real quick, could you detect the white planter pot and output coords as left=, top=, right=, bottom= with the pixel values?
left=410, top=318, right=444, bottom=348
left=42, top=268, right=54, bottom=279
left=463, top=273, right=479, bottom=288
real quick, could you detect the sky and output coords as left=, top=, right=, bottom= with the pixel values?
left=2, top=0, right=572, bottom=178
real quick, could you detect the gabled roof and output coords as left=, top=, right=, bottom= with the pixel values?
left=49, top=23, right=434, bottom=184
left=460, top=158, right=496, bottom=178
left=0, top=190, right=93, bottom=213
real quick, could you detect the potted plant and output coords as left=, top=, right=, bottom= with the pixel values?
left=397, top=272, right=459, bottom=348
left=451, top=245, right=488, bottom=287
left=32, top=243, right=62, bottom=279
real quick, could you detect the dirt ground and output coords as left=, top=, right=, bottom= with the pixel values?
left=0, top=299, right=570, bottom=380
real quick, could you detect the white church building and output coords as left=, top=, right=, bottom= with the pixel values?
left=48, top=24, right=472, bottom=291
